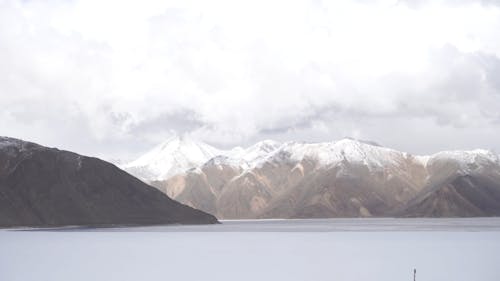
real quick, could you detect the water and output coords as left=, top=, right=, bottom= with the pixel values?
left=1, top=218, right=499, bottom=281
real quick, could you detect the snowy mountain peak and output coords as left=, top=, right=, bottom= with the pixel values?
left=262, top=138, right=403, bottom=169
left=237, top=140, right=282, bottom=163
left=122, top=136, right=498, bottom=183
left=122, top=137, right=287, bottom=181
left=122, top=134, right=224, bottom=181
left=341, top=137, right=383, bottom=147
left=426, top=149, right=499, bottom=174
left=252, top=139, right=282, bottom=150
left=202, top=155, right=250, bottom=170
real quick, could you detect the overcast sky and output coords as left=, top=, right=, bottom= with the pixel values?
left=1, top=0, right=499, bottom=160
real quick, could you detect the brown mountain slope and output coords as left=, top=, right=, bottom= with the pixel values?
left=148, top=139, right=500, bottom=219
left=399, top=175, right=500, bottom=217
left=259, top=159, right=426, bottom=218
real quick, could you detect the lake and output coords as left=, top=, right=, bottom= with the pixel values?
left=1, top=218, right=500, bottom=281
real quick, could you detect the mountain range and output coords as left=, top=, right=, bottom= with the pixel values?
left=123, top=135, right=500, bottom=219
left=0, top=137, right=218, bottom=227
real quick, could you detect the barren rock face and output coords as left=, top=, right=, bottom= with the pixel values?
left=149, top=139, right=500, bottom=219
left=0, top=137, right=218, bottom=227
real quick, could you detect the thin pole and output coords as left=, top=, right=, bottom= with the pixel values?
left=414, top=269, right=416, bottom=281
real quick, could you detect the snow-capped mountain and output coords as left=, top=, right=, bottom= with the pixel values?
left=122, top=135, right=225, bottom=181
left=261, top=139, right=408, bottom=168
left=143, top=137, right=500, bottom=219
left=123, top=136, right=282, bottom=181
left=425, top=149, right=499, bottom=173
left=232, top=140, right=282, bottom=163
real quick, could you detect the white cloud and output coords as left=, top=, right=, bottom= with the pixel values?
left=0, top=0, right=499, bottom=158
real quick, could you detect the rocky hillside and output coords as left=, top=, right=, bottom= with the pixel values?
left=0, top=137, right=218, bottom=227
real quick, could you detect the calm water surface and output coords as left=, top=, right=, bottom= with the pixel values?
left=1, top=218, right=499, bottom=281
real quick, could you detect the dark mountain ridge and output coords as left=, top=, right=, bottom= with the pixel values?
left=0, top=137, right=218, bottom=227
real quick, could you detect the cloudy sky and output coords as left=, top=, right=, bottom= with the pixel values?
left=1, top=0, right=499, bottom=160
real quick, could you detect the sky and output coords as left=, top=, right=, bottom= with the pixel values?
left=1, top=0, right=499, bottom=160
